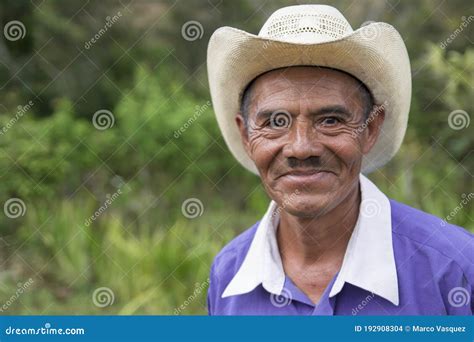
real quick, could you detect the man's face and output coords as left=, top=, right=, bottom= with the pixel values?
left=236, top=67, right=384, bottom=218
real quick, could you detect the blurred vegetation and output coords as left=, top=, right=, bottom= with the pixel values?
left=0, top=0, right=472, bottom=314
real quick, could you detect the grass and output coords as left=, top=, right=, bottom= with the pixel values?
left=0, top=196, right=243, bottom=315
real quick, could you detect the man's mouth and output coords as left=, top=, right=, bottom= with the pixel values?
left=276, top=169, right=336, bottom=185
left=278, top=169, right=333, bottom=178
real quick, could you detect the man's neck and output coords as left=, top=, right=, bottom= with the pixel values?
left=277, top=181, right=361, bottom=267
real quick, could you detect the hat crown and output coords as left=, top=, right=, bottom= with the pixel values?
left=258, top=5, right=353, bottom=44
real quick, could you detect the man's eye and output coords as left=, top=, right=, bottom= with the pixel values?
left=321, top=117, right=341, bottom=126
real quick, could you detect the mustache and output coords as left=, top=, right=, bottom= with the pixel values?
left=275, top=156, right=336, bottom=178
left=287, top=156, right=323, bottom=169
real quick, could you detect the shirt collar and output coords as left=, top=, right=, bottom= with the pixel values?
left=221, top=174, right=399, bottom=306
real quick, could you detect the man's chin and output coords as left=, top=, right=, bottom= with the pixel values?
left=277, top=195, right=337, bottom=219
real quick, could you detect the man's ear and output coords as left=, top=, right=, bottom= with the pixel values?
left=361, top=105, right=386, bottom=155
left=235, top=113, right=251, bottom=156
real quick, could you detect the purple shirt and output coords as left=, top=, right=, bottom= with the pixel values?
left=207, top=196, right=474, bottom=315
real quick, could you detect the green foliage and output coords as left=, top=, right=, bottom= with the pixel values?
left=0, top=62, right=265, bottom=314
left=410, top=45, right=473, bottom=162
left=1, top=196, right=234, bottom=314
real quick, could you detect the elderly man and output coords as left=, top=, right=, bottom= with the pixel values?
left=206, top=5, right=473, bottom=315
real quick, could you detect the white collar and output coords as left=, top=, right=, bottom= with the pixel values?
left=222, top=174, right=399, bottom=306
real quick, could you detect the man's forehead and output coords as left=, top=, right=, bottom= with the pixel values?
left=252, top=66, right=361, bottom=94
left=249, top=67, right=364, bottom=111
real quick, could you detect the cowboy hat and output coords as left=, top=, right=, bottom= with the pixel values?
left=207, top=4, right=411, bottom=174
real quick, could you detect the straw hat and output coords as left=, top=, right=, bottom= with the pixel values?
left=207, top=4, right=411, bottom=174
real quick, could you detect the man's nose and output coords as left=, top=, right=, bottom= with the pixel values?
left=282, top=117, right=324, bottom=160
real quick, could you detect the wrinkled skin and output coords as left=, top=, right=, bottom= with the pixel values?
left=234, top=66, right=387, bottom=304
left=236, top=66, right=385, bottom=219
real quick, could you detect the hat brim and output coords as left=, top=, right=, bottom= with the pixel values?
left=207, top=23, right=411, bottom=175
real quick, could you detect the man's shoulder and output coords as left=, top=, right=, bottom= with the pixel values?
left=211, top=221, right=259, bottom=275
left=390, top=199, right=473, bottom=271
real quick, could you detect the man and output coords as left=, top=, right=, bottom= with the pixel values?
left=206, top=4, right=473, bottom=315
